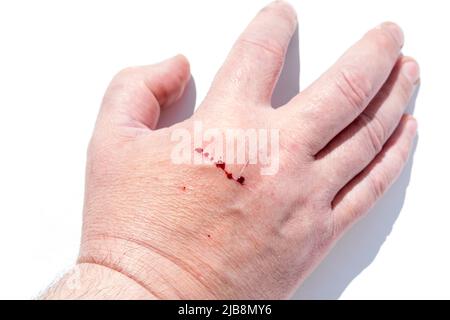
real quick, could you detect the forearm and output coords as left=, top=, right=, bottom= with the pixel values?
left=40, top=263, right=155, bottom=300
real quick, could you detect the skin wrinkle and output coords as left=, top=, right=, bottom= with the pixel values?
left=82, top=246, right=180, bottom=299
left=83, top=263, right=153, bottom=299
left=81, top=233, right=223, bottom=299
left=238, top=38, right=287, bottom=60
left=336, top=67, right=373, bottom=112
left=315, top=65, right=397, bottom=160
left=84, top=245, right=183, bottom=299
left=77, top=259, right=162, bottom=299
left=359, top=111, right=387, bottom=154
left=42, top=263, right=153, bottom=299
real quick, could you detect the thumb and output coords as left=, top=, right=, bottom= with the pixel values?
left=98, top=54, right=190, bottom=131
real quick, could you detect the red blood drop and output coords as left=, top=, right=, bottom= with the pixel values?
left=194, top=147, right=203, bottom=153
left=210, top=158, right=247, bottom=186
left=215, top=161, right=225, bottom=170
left=204, top=152, right=209, bottom=157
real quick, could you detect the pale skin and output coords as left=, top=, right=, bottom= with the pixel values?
left=42, top=1, right=419, bottom=299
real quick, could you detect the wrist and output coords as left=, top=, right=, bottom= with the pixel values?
left=78, top=236, right=219, bottom=299
left=40, top=262, right=155, bottom=300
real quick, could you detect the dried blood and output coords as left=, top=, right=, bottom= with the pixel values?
left=195, top=149, right=245, bottom=185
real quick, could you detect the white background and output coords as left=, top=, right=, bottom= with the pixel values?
left=0, top=0, right=448, bottom=299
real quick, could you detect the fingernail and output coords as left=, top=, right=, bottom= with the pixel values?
left=402, top=60, right=420, bottom=85
left=378, top=22, right=404, bottom=46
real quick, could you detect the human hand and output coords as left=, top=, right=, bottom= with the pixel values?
left=43, top=1, right=418, bottom=299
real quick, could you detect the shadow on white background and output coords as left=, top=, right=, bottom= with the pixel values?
left=154, top=25, right=419, bottom=299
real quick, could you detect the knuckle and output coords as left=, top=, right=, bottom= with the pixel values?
left=318, top=210, right=340, bottom=243
left=369, top=171, right=389, bottom=200
left=336, top=66, right=372, bottom=110
left=237, top=37, right=285, bottom=64
left=358, top=112, right=386, bottom=154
